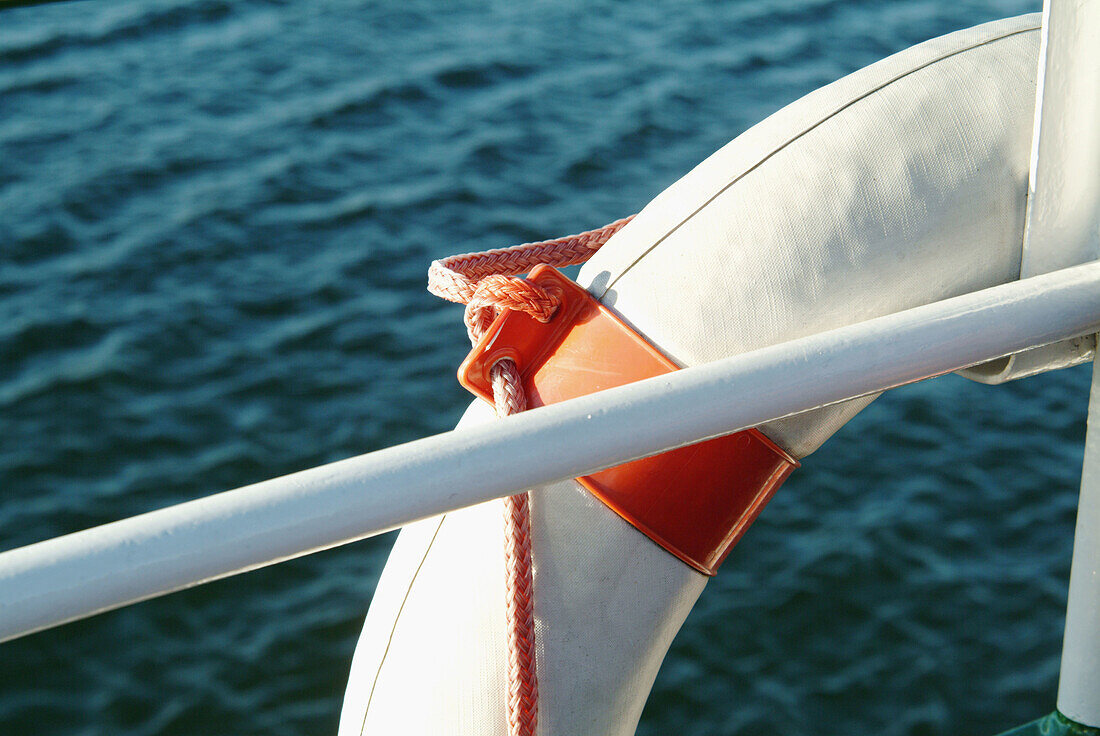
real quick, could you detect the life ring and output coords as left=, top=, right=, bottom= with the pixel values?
left=339, top=14, right=1040, bottom=735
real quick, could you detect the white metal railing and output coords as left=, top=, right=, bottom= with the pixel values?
left=1032, top=0, right=1100, bottom=726
left=3, top=260, right=1100, bottom=643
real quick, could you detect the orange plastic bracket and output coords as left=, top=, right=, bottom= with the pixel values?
left=458, top=265, right=798, bottom=575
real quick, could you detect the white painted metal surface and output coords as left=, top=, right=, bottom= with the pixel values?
left=1062, top=362, right=1100, bottom=727
left=1021, top=1, right=1100, bottom=279
left=958, top=0, right=1100, bottom=384
left=3, top=261, right=1100, bottom=643
left=1038, top=0, right=1100, bottom=725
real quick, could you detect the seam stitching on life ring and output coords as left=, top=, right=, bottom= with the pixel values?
left=358, top=514, right=447, bottom=735
left=596, top=22, right=1040, bottom=300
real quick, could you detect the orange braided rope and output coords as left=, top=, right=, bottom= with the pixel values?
left=427, top=215, right=632, bottom=736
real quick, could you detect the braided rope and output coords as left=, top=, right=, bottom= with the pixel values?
left=427, top=215, right=632, bottom=736
left=491, top=360, right=538, bottom=736
left=428, top=216, right=633, bottom=306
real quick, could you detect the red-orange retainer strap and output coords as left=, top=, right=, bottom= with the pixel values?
left=459, top=265, right=799, bottom=575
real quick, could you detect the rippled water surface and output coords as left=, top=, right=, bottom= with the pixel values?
left=0, top=0, right=1075, bottom=734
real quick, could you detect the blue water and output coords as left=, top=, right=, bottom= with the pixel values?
left=0, top=0, right=1077, bottom=734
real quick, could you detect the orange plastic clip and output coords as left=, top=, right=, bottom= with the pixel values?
left=459, top=266, right=798, bottom=575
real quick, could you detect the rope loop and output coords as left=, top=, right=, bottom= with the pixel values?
left=427, top=215, right=633, bottom=307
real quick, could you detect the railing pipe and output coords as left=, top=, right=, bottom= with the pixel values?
left=4, top=261, right=1100, bottom=643
left=1031, top=0, right=1100, bottom=726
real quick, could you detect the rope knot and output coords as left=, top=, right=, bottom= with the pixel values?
left=464, top=274, right=563, bottom=344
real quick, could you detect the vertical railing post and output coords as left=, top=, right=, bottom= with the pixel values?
left=1063, top=369, right=1100, bottom=727
left=1028, top=0, right=1100, bottom=727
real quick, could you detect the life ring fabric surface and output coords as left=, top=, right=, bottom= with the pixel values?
left=580, top=14, right=1037, bottom=459
left=340, top=15, right=1039, bottom=736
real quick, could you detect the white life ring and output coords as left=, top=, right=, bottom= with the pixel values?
left=339, top=14, right=1040, bottom=735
